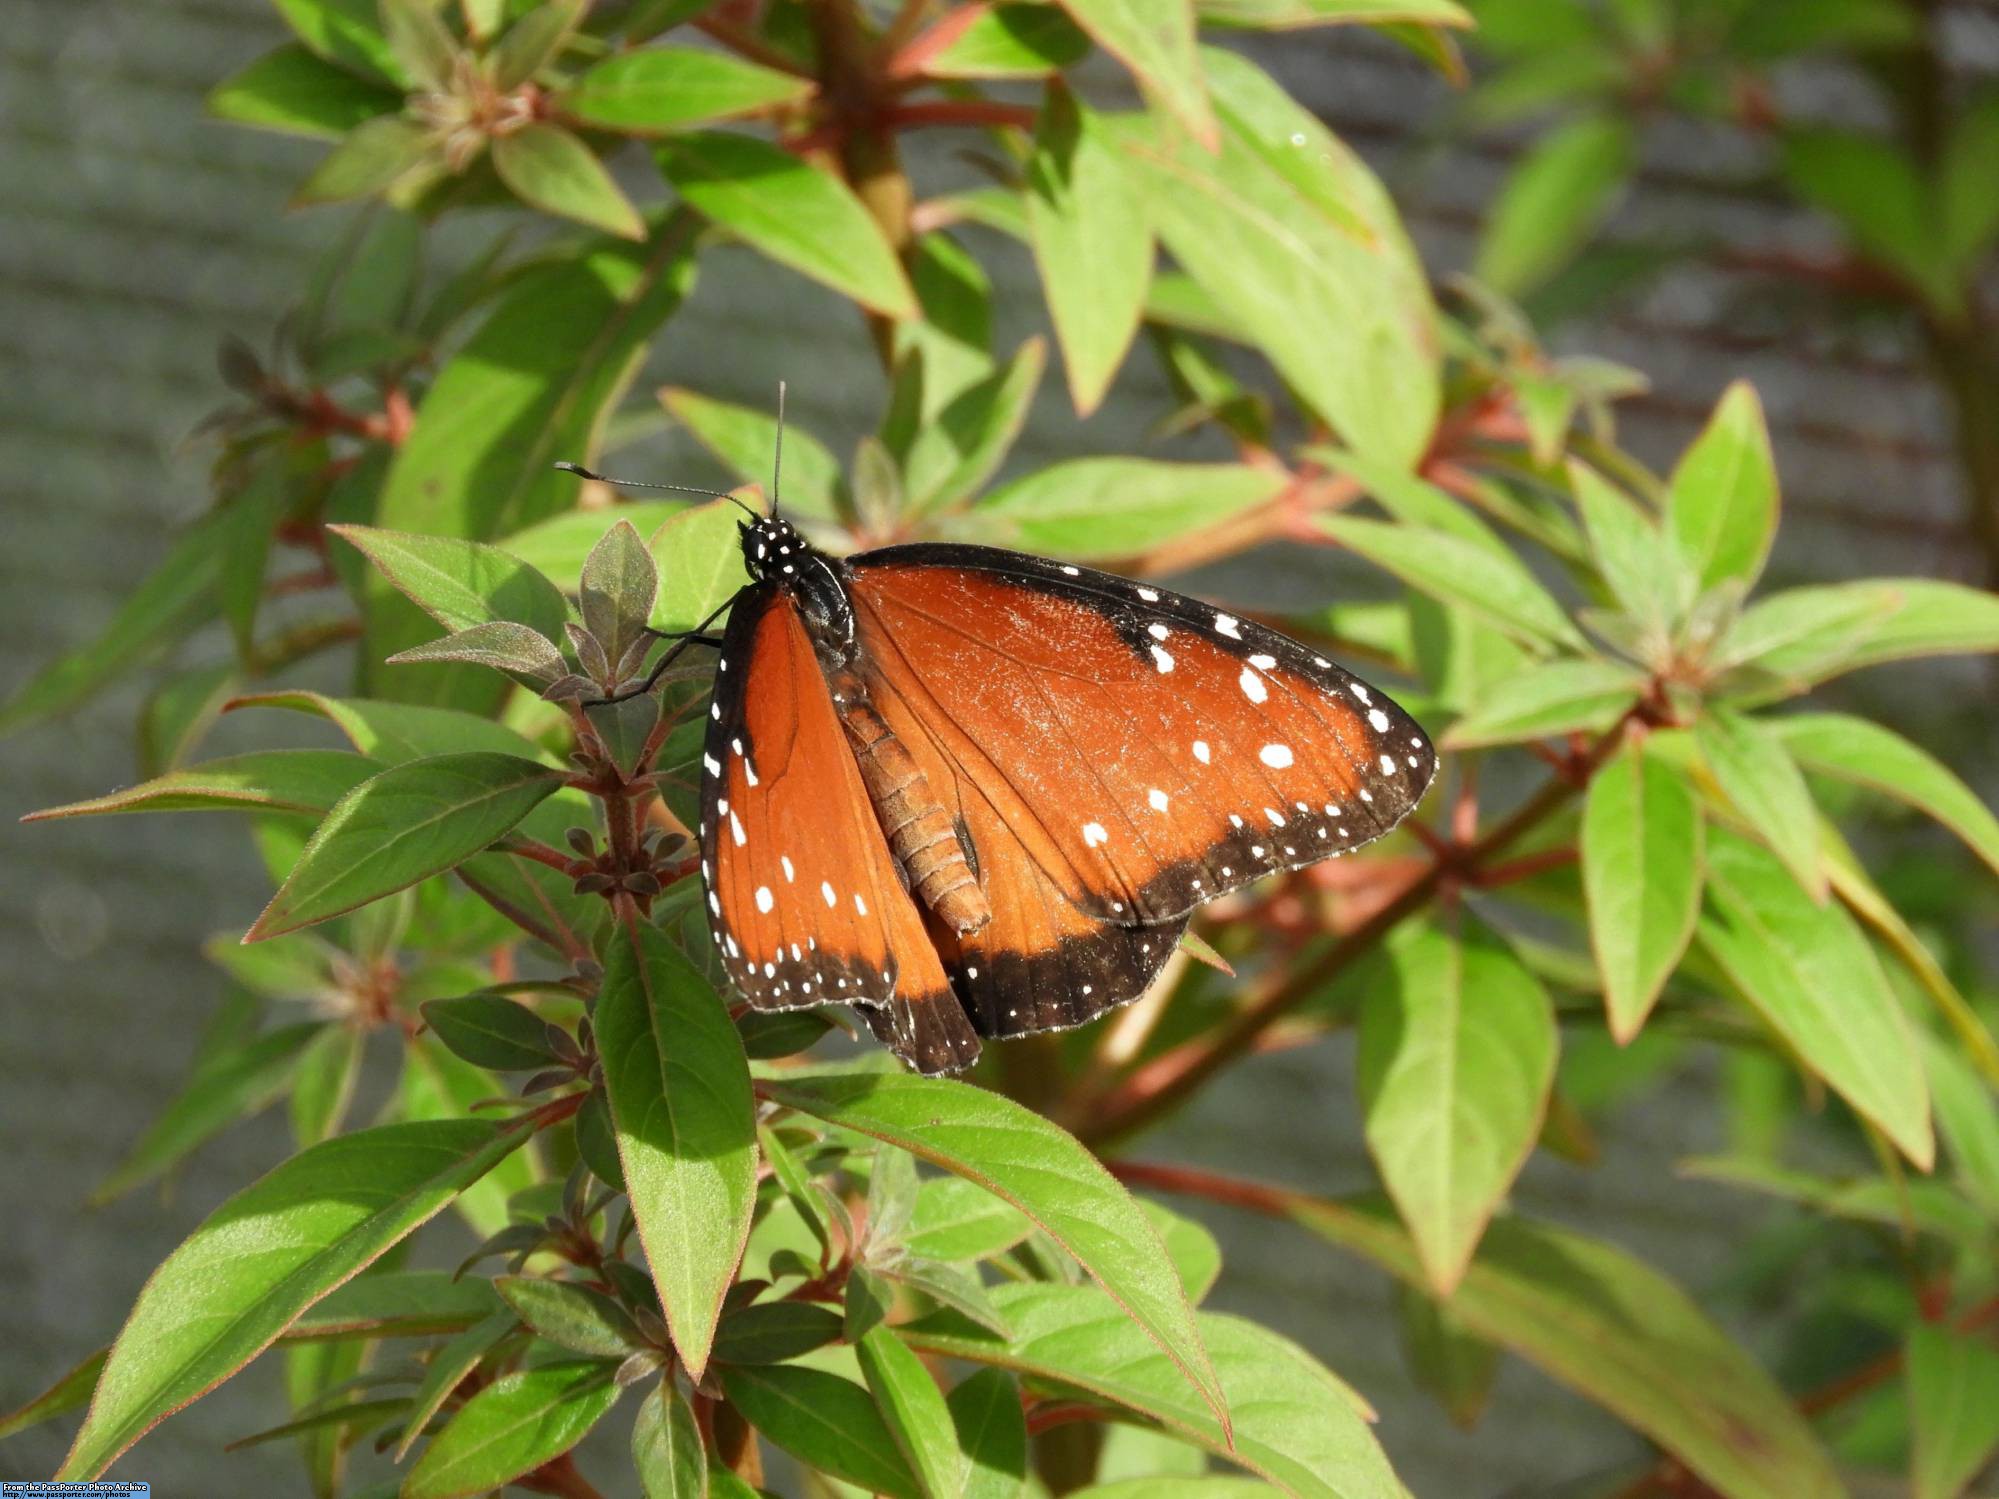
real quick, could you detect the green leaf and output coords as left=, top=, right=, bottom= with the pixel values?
left=905, top=1284, right=1395, bottom=1498
left=394, top=1311, right=517, bottom=1460
left=23, top=750, right=380, bottom=822
left=562, top=47, right=812, bottom=133
left=208, top=42, right=402, bottom=139
left=224, top=690, right=554, bottom=766
left=647, top=498, right=754, bottom=634
left=1442, top=658, right=1643, bottom=748
left=1140, top=50, right=1439, bottom=471
left=859, top=1326, right=965, bottom=1499
left=1693, top=708, right=1823, bottom=899
left=971, top=458, right=1282, bottom=560
left=493, top=122, right=646, bottom=239
left=1027, top=89, right=1153, bottom=414
left=58, top=1119, right=525, bottom=1479
left=1358, top=917, right=1557, bottom=1292
left=658, top=132, right=916, bottom=317
left=846, top=1263, right=897, bottom=1344
left=1583, top=736, right=1703, bottom=1042
left=403, top=1359, right=620, bottom=1499
left=1137, top=1198, right=1223, bottom=1303
left=1320, top=514, right=1582, bottom=650
left=920, top=5, right=1092, bottom=77
left=292, top=116, right=436, bottom=205
left=271, top=0, right=405, bottom=83
left=633, top=1379, right=707, bottom=1498
left=1940, top=92, right=1999, bottom=274
left=597, top=921, right=757, bottom=1382
left=291, top=1024, right=364, bottom=1147
left=1667, top=381, right=1778, bottom=596
left=580, top=518, right=661, bottom=673
left=1057, top=0, right=1214, bottom=145
left=660, top=386, right=842, bottom=520
left=906, top=1175, right=1034, bottom=1262
left=423, top=993, right=562, bottom=1071
left=1197, top=0, right=1471, bottom=25
left=905, top=337, right=1047, bottom=515
left=249, top=753, right=564, bottom=940
left=369, top=221, right=699, bottom=701
left=1294, top=1197, right=1844, bottom=1499
left=1569, top=459, right=1683, bottom=635
left=710, top=1301, right=844, bottom=1365
left=0, top=507, right=227, bottom=736
left=387, top=620, right=567, bottom=683
left=1475, top=113, right=1633, bottom=296
left=333, top=525, right=573, bottom=641
left=896, top=233, right=998, bottom=421
left=1395, top=1284, right=1498, bottom=1428
left=722, top=1363, right=921, bottom=1497
left=1924, top=1033, right=1999, bottom=1213
left=287, top=1269, right=504, bottom=1340
left=765, top=1072, right=1227, bottom=1432
left=947, top=1367, right=1028, bottom=1499
left=495, top=1277, right=644, bottom=1358
left=1775, top=713, right=1999, bottom=879
left=886, top=1259, right=1013, bottom=1339
left=1700, top=828, right=1933, bottom=1168
left=1908, top=1323, right=1999, bottom=1499
left=90, top=1022, right=323, bottom=1203
left=487, top=0, right=586, bottom=88
left=500, top=503, right=688, bottom=586
left=1678, top=1155, right=1984, bottom=1243
left=1717, top=578, right=1999, bottom=690
left=1782, top=127, right=1951, bottom=309
left=0, top=1349, right=108, bottom=1441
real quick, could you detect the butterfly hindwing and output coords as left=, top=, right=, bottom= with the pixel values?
left=846, top=544, right=1436, bottom=927
left=699, top=581, right=981, bottom=1072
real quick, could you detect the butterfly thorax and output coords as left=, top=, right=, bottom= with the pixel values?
left=740, top=516, right=853, bottom=659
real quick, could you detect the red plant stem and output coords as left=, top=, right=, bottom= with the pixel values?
left=507, top=837, right=584, bottom=876
left=694, top=14, right=816, bottom=77
left=1025, top=1400, right=1114, bottom=1436
left=1475, top=845, right=1578, bottom=888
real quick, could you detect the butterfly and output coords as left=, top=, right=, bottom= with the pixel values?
left=571, top=456, right=1436, bottom=1075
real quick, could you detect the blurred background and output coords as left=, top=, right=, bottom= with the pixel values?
left=3, top=0, right=1995, bottom=1491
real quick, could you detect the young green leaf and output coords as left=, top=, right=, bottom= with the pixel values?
left=1583, top=735, right=1703, bottom=1041
left=1782, top=128, right=1951, bottom=310
left=579, top=518, right=660, bottom=672
left=597, top=921, right=756, bottom=1382
left=1568, top=459, right=1683, bottom=634
left=1475, top=113, right=1632, bottom=296
left=1716, top=577, right=1999, bottom=692
left=897, top=233, right=998, bottom=421
left=859, top=1326, right=966, bottom=1499
left=225, top=690, right=554, bottom=766
left=1442, top=658, right=1643, bottom=748
left=764, top=1072, right=1228, bottom=1433
left=846, top=1263, right=897, bottom=1343
left=946, top=1368, right=1028, bottom=1499
left=905, top=1284, right=1395, bottom=1498
left=248, top=753, right=565, bottom=940
left=23, top=750, right=381, bottom=823
left=632, top=1378, right=707, bottom=1499
left=403, top=1359, right=621, bottom=1499
left=1294, top=1197, right=1844, bottom=1498
left=1357, top=918, right=1557, bottom=1293
left=719, top=1363, right=921, bottom=1499
left=493, top=122, right=646, bottom=239
left=1394, top=1284, right=1498, bottom=1429
left=1775, top=712, right=1999, bottom=878
left=658, top=132, right=917, bottom=317
left=495, top=1277, right=645, bottom=1358
left=885, top=1259, right=1012, bottom=1339
left=972, top=458, right=1284, bottom=560
left=1137, top=1198, right=1223, bottom=1304
left=1198, top=0, right=1473, bottom=27
left=659, top=386, right=842, bottom=520
left=393, top=1311, right=518, bottom=1460
left=208, top=42, right=403, bottom=139
left=487, top=0, right=586, bottom=88
left=710, top=1301, right=844, bottom=1365
left=291, top=1024, right=364, bottom=1147
left=292, top=116, right=436, bottom=205
left=270, top=0, right=406, bottom=83
left=648, top=498, right=755, bottom=635
left=906, top=1176, right=1034, bottom=1262
left=904, top=337, right=1047, bottom=515
left=58, top=1119, right=526, bottom=1479
left=1667, top=381, right=1779, bottom=596
left=422, top=993, right=563, bottom=1071
left=386, top=621, right=565, bottom=682
left=1321, top=515, right=1583, bottom=650
left=0, top=1349, right=108, bottom=1442
left=500, top=503, right=687, bottom=587
left=1923, top=1033, right=1999, bottom=1213
left=561, top=47, right=813, bottom=133
left=1700, top=828, right=1933, bottom=1168
left=919, top=4, right=1092, bottom=77
left=284, top=1269, right=505, bottom=1341
left=1909, top=1326, right=1999, bottom=1498
left=1057, top=0, right=1215, bottom=146
left=1027, top=88, right=1153, bottom=414
left=333, top=525, right=573, bottom=642
left=1693, top=708, right=1823, bottom=899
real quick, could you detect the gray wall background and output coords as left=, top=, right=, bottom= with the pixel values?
left=4, top=0, right=1994, bottom=1493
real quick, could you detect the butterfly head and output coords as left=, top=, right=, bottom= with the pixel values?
left=740, top=514, right=812, bottom=582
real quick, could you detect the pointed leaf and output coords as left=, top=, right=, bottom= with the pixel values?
left=403, top=1359, right=620, bottom=1499
left=334, top=525, right=572, bottom=642
left=1701, top=828, right=1932, bottom=1167
left=562, top=47, right=812, bottom=133
left=270, top=0, right=405, bottom=82
left=493, top=122, right=645, bottom=238
left=495, top=1277, right=645, bottom=1358
left=1321, top=515, right=1583, bottom=650
left=1583, top=735, right=1703, bottom=1041
left=249, top=753, right=564, bottom=939
left=488, top=0, right=586, bottom=88
left=394, top=1311, right=518, bottom=1460
left=859, top=1325, right=965, bottom=1499
left=1358, top=918, right=1557, bottom=1292
left=1293, top=1196, right=1844, bottom=1499
left=223, top=690, right=553, bottom=765
left=905, top=337, right=1047, bottom=515
left=660, top=386, right=842, bottom=520
left=720, top=1363, right=921, bottom=1497
left=208, top=42, right=403, bottom=139
left=904, top=1284, right=1395, bottom=1498
left=907, top=1175, right=1034, bottom=1262
left=633, top=1379, right=707, bottom=1498
left=292, top=116, right=435, bottom=205
left=1395, top=1284, right=1498, bottom=1428
left=947, top=1368, right=1028, bottom=1499
left=1694, top=708, right=1823, bottom=898
left=23, top=750, right=380, bottom=822
left=0, top=1349, right=108, bottom=1441
left=58, top=1119, right=526, bottom=1479
left=764, top=1071, right=1228, bottom=1432
left=1668, top=381, right=1779, bottom=595
left=918, top=5, right=1092, bottom=77
left=658, top=132, right=916, bottom=317
left=597, top=921, right=756, bottom=1382
left=387, top=620, right=565, bottom=682
left=422, top=993, right=563, bottom=1071
left=1569, top=460, right=1683, bottom=634
left=1442, top=658, right=1643, bottom=748
left=291, top=1023, right=364, bottom=1146
left=973, top=457, right=1283, bottom=559
left=579, top=518, right=660, bottom=670
left=648, top=497, right=754, bottom=634
left=1908, top=1323, right=1999, bottom=1499
left=286, top=1269, right=503, bottom=1340
left=710, top=1301, right=844, bottom=1365
left=1475, top=113, right=1632, bottom=296
left=1056, top=0, right=1214, bottom=145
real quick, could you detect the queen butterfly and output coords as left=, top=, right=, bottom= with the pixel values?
left=575, top=449, right=1436, bottom=1075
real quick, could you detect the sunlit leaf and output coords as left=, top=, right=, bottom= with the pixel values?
left=403, top=1359, right=620, bottom=1499
left=562, top=47, right=812, bottom=133
left=493, top=123, right=646, bottom=239
left=1475, top=113, right=1632, bottom=296
left=208, top=42, right=402, bottom=139
left=1057, top=0, right=1214, bottom=144
left=720, top=1363, right=920, bottom=1498
left=1667, top=381, right=1779, bottom=596
left=971, top=457, right=1282, bottom=560
left=24, top=751, right=380, bottom=823
left=1583, top=735, right=1703, bottom=1041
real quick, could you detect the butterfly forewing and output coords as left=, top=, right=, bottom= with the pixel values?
left=846, top=544, right=1437, bottom=924
left=699, top=583, right=980, bottom=1072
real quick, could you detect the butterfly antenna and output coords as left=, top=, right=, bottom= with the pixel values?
left=770, top=380, right=787, bottom=518
left=554, top=462, right=760, bottom=519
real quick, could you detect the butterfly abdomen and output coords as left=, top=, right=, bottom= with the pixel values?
left=831, top=671, right=992, bottom=937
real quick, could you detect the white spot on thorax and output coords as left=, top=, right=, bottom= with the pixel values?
left=1082, top=821, right=1109, bottom=848
left=967, top=965, right=979, bottom=978
left=754, top=886, right=773, bottom=913
left=1259, top=743, right=1293, bottom=768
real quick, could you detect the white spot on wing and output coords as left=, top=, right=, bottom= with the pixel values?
left=1379, top=754, right=1397, bottom=775
left=1148, top=788, right=1169, bottom=812
left=1147, top=622, right=1170, bottom=640
left=822, top=880, right=836, bottom=908
left=781, top=856, right=795, bottom=882
left=703, top=754, right=721, bottom=777
left=1239, top=666, right=1268, bottom=703
left=1193, top=739, right=1211, bottom=764
left=1259, top=743, right=1293, bottom=768
left=755, top=886, right=773, bottom=913
left=1137, top=587, right=1160, bottom=601
left=1059, top=564, right=1080, bottom=575
left=1082, top=821, right=1109, bottom=848
left=1351, top=682, right=1373, bottom=705
left=854, top=892, right=869, bottom=916
left=743, top=760, right=758, bottom=786
left=1215, top=614, right=1242, bottom=639
left=1150, top=644, right=1175, bottom=673
left=729, top=811, right=746, bottom=846
left=1368, top=708, right=1391, bottom=733
left=1249, top=653, right=1276, bottom=669
left=1264, top=807, right=1285, bottom=827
